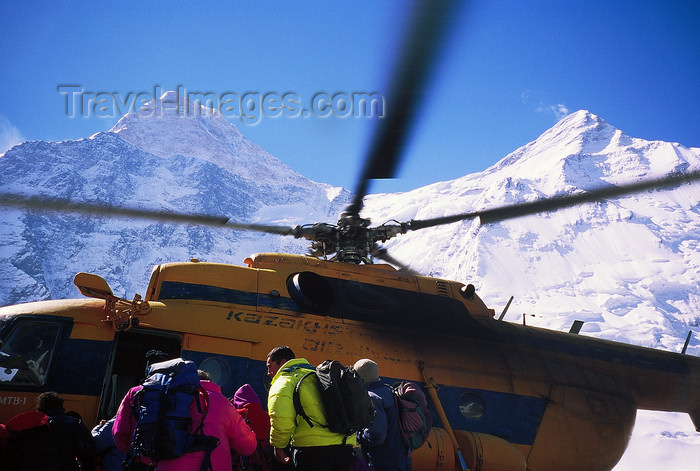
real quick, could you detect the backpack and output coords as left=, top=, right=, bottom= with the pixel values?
left=5, top=411, right=52, bottom=471
left=392, top=381, right=433, bottom=451
left=293, top=360, right=376, bottom=437
left=232, top=405, right=272, bottom=471
left=5, top=410, right=92, bottom=471
left=232, top=440, right=272, bottom=471
left=130, top=358, right=219, bottom=469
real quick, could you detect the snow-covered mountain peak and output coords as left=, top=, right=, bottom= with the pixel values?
left=535, top=110, right=618, bottom=151
left=108, top=90, right=313, bottom=187
left=0, top=89, right=353, bottom=305
left=488, top=110, right=616, bottom=180
left=362, top=114, right=700, bottom=371
left=110, top=90, right=240, bottom=152
left=475, top=110, right=700, bottom=201
left=552, top=109, right=611, bottom=133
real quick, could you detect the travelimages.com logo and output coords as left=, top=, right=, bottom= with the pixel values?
left=57, top=85, right=384, bottom=125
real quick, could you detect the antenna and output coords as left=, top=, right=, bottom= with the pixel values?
left=569, top=320, right=584, bottom=335
left=681, top=330, right=693, bottom=355
left=498, top=296, right=514, bottom=321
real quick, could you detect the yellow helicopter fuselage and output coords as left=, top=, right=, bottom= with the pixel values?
left=0, top=253, right=698, bottom=471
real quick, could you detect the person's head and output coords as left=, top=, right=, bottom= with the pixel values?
left=37, top=391, right=65, bottom=414
left=231, top=383, right=261, bottom=409
left=144, top=349, right=172, bottom=377
left=266, top=345, right=295, bottom=378
left=353, top=358, right=380, bottom=384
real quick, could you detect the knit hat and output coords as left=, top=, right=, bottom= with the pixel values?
left=354, top=358, right=380, bottom=383
left=231, top=383, right=261, bottom=409
left=145, top=349, right=170, bottom=364
left=144, top=349, right=171, bottom=374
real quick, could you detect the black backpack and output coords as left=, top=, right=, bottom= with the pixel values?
left=5, top=411, right=52, bottom=471
left=5, top=410, right=91, bottom=471
left=129, top=358, right=219, bottom=470
left=293, top=360, right=376, bottom=437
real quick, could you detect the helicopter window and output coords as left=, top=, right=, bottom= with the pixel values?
left=286, top=272, right=335, bottom=313
left=199, top=357, right=231, bottom=387
left=0, top=320, right=60, bottom=386
left=459, top=392, right=485, bottom=421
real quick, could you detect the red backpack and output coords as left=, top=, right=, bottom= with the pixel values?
left=392, top=381, right=433, bottom=451
left=5, top=411, right=51, bottom=470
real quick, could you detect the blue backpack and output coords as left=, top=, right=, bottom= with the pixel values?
left=130, top=359, right=219, bottom=469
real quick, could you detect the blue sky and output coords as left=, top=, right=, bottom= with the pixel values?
left=1, top=0, right=698, bottom=194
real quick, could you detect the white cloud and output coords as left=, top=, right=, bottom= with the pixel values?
left=520, top=91, right=570, bottom=121
left=0, top=115, right=25, bottom=155
left=536, top=103, right=570, bottom=120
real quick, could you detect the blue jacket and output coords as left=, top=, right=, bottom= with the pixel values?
left=91, top=418, right=125, bottom=471
left=357, top=382, right=409, bottom=470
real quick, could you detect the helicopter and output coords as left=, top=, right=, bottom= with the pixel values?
left=1, top=1, right=700, bottom=471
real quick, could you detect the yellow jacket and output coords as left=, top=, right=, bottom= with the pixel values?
left=268, top=358, right=356, bottom=448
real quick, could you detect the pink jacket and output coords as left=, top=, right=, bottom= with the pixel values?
left=113, top=380, right=257, bottom=471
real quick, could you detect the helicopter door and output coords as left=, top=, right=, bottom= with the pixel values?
left=97, top=330, right=182, bottom=420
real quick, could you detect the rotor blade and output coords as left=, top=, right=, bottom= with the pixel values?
left=409, top=169, right=700, bottom=230
left=372, top=247, right=421, bottom=275
left=347, top=0, right=461, bottom=216
left=0, top=193, right=297, bottom=236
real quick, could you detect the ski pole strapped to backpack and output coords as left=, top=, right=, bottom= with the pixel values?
left=293, top=360, right=376, bottom=436
left=392, top=381, right=433, bottom=451
left=130, top=358, right=219, bottom=469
